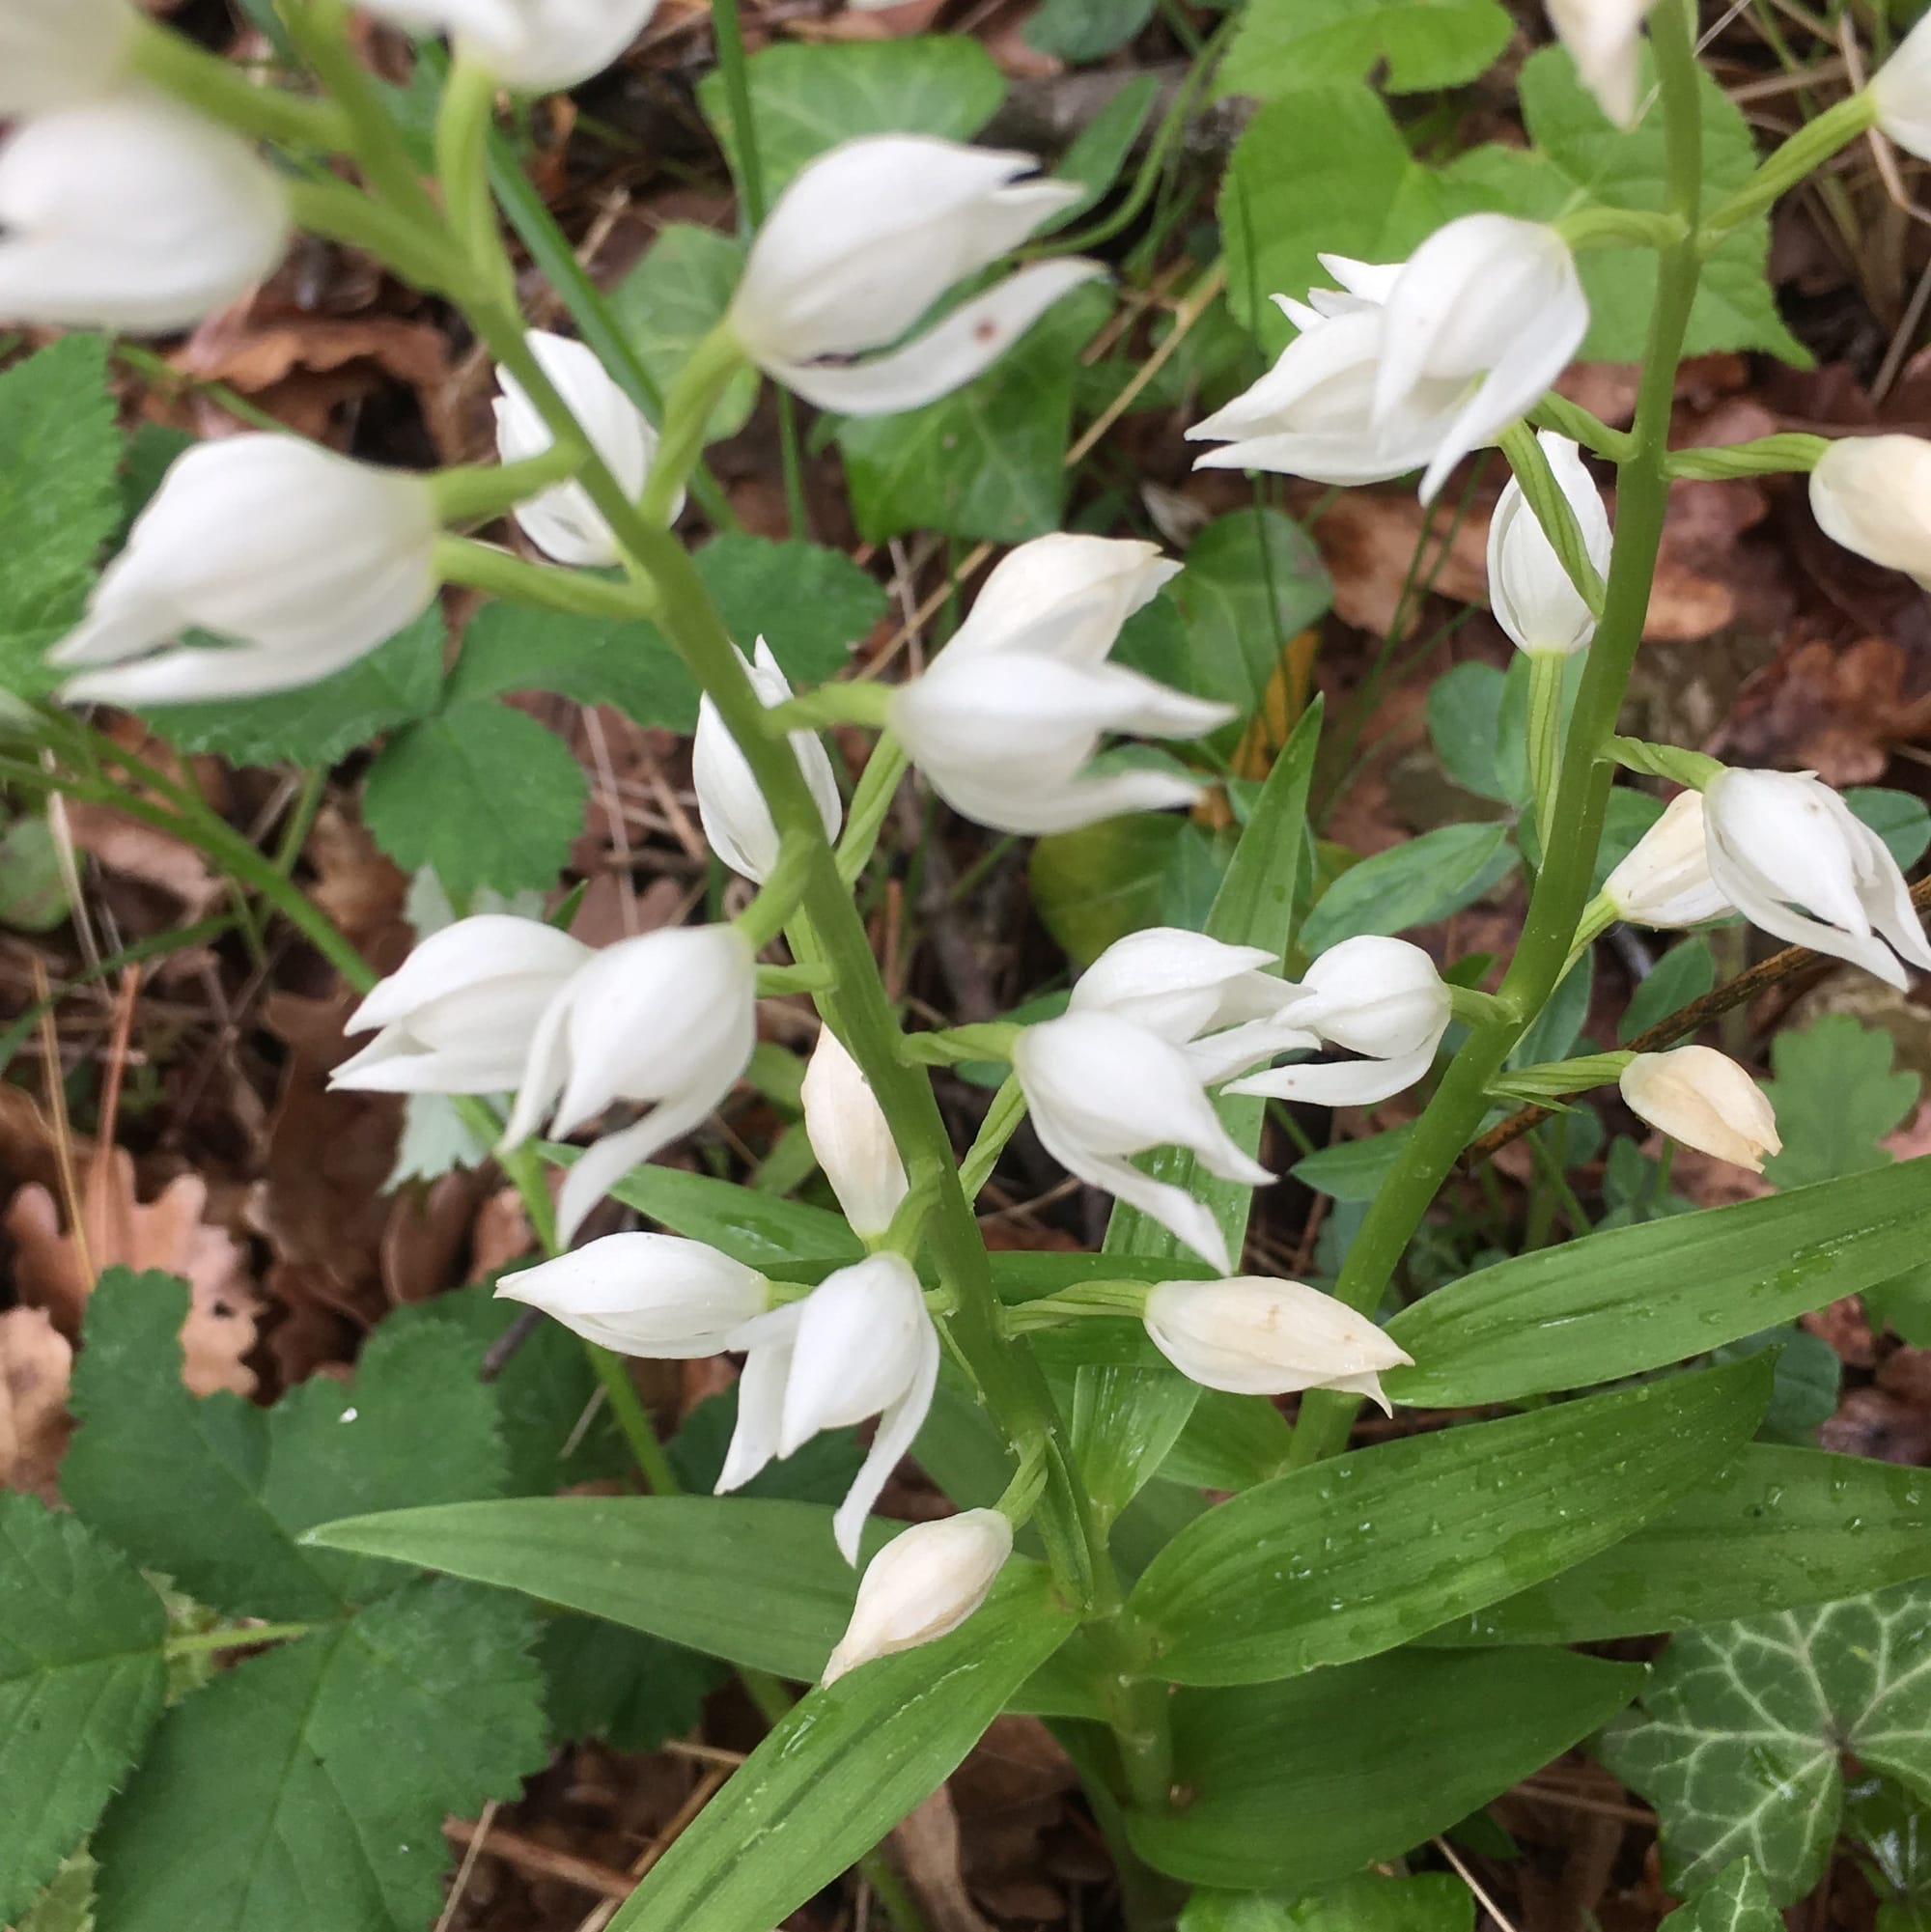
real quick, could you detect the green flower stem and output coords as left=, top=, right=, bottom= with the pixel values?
left=735, top=836, right=816, bottom=950
left=1665, top=432, right=1830, bottom=479
left=756, top=962, right=838, bottom=996
left=1285, top=0, right=1710, bottom=1470
left=1607, top=734, right=1724, bottom=788
left=1553, top=206, right=1688, bottom=252
left=771, top=685, right=896, bottom=733
left=958, top=1075, right=1027, bottom=1202
left=434, top=536, right=659, bottom=620
left=163, top=1619, right=322, bottom=1658
left=128, top=19, right=351, bottom=150
left=1561, top=891, right=1620, bottom=979
left=1525, top=651, right=1566, bottom=851
left=283, top=178, right=471, bottom=294
left=1493, top=1050, right=1635, bottom=1101
left=1528, top=393, right=1636, bottom=463
left=1497, top=421, right=1607, bottom=617
left=1701, top=86, right=1877, bottom=238
left=1446, top=986, right=1513, bottom=1028
left=435, top=56, right=513, bottom=306
left=585, top=1341, right=684, bottom=1496
left=427, top=446, right=585, bottom=525
left=837, top=739, right=911, bottom=887
left=1000, top=1283, right=1152, bottom=1333
left=899, top=1023, right=1022, bottom=1067
left=639, top=325, right=752, bottom=527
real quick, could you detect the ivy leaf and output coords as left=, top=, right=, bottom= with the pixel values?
left=697, top=38, right=1006, bottom=195
left=1845, top=1776, right=1931, bottom=1932
left=1219, top=0, right=1512, bottom=99
left=92, top=1581, right=548, bottom=1932
left=62, top=1272, right=509, bottom=1621
left=1758, top=1014, right=1920, bottom=1190
left=1658, top=1862, right=1783, bottom=1932
left=0, top=1498, right=168, bottom=1925
left=1441, top=48, right=1805, bottom=364
left=0, top=335, right=123, bottom=694
left=608, top=225, right=759, bottom=440
left=1596, top=1582, right=1931, bottom=1902
left=838, top=280, right=1112, bottom=544
left=134, top=610, right=447, bottom=767
left=1025, top=0, right=1156, bottom=64
left=1180, top=1872, right=1474, bottom=1932
left=1300, top=823, right=1516, bottom=953
left=1848, top=788, right=1931, bottom=870
left=363, top=701, right=589, bottom=897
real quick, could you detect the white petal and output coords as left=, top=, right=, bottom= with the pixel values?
left=832, top=1317, right=940, bottom=1565
left=1225, top=1043, right=1437, bottom=1107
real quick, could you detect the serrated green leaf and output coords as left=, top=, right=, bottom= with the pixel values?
left=1301, top=822, right=1516, bottom=953
left=608, top=224, right=758, bottom=440
left=93, top=1580, right=548, bottom=1932
left=838, top=280, right=1111, bottom=544
left=1130, top=1358, right=1769, bottom=1685
left=0, top=336, right=122, bottom=695
left=363, top=701, right=588, bottom=896
left=608, top=1563, right=1074, bottom=1932
left=1659, top=1861, right=1783, bottom=1932
left=1429, top=1443, right=1931, bottom=1645
left=1384, top=1157, right=1931, bottom=1406
left=1220, top=0, right=1510, bottom=98
left=135, top=610, right=447, bottom=766
left=697, top=534, right=886, bottom=687
left=1222, top=87, right=1443, bottom=352
left=1597, top=1582, right=1931, bottom=1902
left=15, top=1850, right=97, bottom=1932
left=0, top=1498, right=167, bottom=1925
left=540, top=1616, right=725, bottom=1752
left=1760, top=1013, right=1920, bottom=1190
left=1166, top=511, right=1332, bottom=721
left=1128, top=1648, right=1641, bottom=1889
left=697, top=38, right=1006, bottom=196
left=1181, top=1873, right=1474, bottom=1932
left=63, top=1271, right=508, bottom=1620
left=1441, top=48, right=1805, bottom=364
left=449, top=601, right=695, bottom=723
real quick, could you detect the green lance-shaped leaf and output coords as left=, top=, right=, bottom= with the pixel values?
left=605, top=1564, right=1077, bottom=1932
left=1072, top=704, right=1320, bottom=1520
left=0, top=1498, right=167, bottom=1925
left=1425, top=1443, right=1931, bottom=1646
left=1383, top=1156, right=1931, bottom=1407
left=1597, top=1581, right=1931, bottom=1903
left=1128, top=1355, right=1769, bottom=1686
left=1128, top=1647, right=1642, bottom=1890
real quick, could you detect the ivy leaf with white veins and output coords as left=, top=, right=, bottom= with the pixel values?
left=0, top=1498, right=168, bottom=1926
left=1658, top=1862, right=1782, bottom=1932
left=1597, top=1582, right=1931, bottom=1903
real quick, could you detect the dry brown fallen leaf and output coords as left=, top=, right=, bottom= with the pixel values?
left=1721, top=634, right=1931, bottom=785
left=0, top=1307, right=73, bottom=1500
left=3, top=1149, right=261, bottom=1396
left=58, top=799, right=223, bottom=914
left=893, top=1789, right=997, bottom=1932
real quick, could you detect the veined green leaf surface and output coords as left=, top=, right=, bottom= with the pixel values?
left=608, top=1565, right=1075, bottom=1932
left=1426, top=1445, right=1931, bottom=1645
left=1130, top=1357, right=1769, bottom=1685
left=1128, top=1647, right=1641, bottom=1888
left=1384, top=1157, right=1931, bottom=1406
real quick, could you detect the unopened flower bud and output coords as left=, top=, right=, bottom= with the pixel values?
left=0, top=0, right=138, bottom=115
left=363, top=0, right=662, bottom=92
left=496, top=1232, right=770, bottom=1357
left=726, top=136, right=1103, bottom=415
left=693, top=639, right=842, bottom=882
left=0, top=92, right=288, bottom=335
left=1703, top=768, right=1931, bottom=990
left=1807, top=437, right=1931, bottom=589
left=1602, top=791, right=1731, bottom=928
left=1872, top=14, right=1931, bottom=164
left=334, top=913, right=590, bottom=1094
left=801, top=1028, right=908, bottom=1240
left=493, top=330, right=674, bottom=565
left=53, top=436, right=438, bottom=705
left=1620, top=1047, right=1781, bottom=1172
left=720, top=1253, right=939, bottom=1562
left=1546, top=0, right=1661, bottom=129
left=823, top=1510, right=1012, bottom=1684
left=1488, top=432, right=1611, bottom=658
left=1143, top=1277, right=1413, bottom=1412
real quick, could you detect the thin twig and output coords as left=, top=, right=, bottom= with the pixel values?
left=1462, top=873, right=1931, bottom=1169
left=440, top=1819, right=634, bottom=1902
left=33, top=956, right=92, bottom=1287
left=1432, top=1836, right=1523, bottom=1932
left=434, top=1800, right=498, bottom=1932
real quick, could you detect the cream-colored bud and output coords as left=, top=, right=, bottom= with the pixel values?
left=1619, top=1047, right=1781, bottom=1172
left=823, top=1511, right=1012, bottom=1684
left=801, top=1027, right=909, bottom=1239
left=1603, top=791, right=1731, bottom=928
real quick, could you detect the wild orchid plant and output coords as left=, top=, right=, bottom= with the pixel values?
left=8, top=0, right=1931, bottom=1928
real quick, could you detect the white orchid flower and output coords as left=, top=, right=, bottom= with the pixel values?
left=1488, top=432, right=1612, bottom=658
left=1602, top=791, right=1732, bottom=928
left=824, top=1511, right=1012, bottom=1684
left=801, top=1028, right=909, bottom=1241
left=1808, top=436, right=1931, bottom=590
left=0, top=0, right=138, bottom=114
left=361, top=0, right=661, bottom=91
left=1620, top=1047, right=1782, bottom=1173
